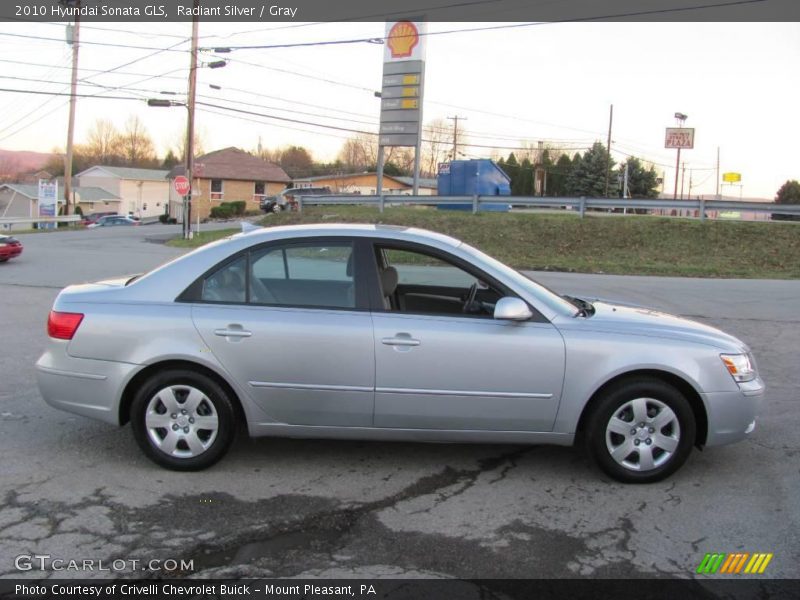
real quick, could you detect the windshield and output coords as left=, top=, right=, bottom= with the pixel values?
left=459, top=243, right=580, bottom=317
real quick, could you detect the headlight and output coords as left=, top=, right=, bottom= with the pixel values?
left=720, top=353, right=756, bottom=383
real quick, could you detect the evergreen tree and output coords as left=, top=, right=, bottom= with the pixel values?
left=162, top=149, right=180, bottom=169
left=566, top=142, right=615, bottom=197
left=504, top=153, right=520, bottom=195
left=547, top=153, right=573, bottom=196
left=621, top=156, right=660, bottom=198
left=518, top=157, right=533, bottom=196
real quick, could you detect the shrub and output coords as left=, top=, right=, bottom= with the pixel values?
left=210, top=205, right=233, bottom=219
left=226, top=200, right=247, bottom=216
left=158, top=214, right=169, bottom=224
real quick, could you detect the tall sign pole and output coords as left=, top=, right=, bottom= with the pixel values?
left=666, top=113, right=692, bottom=200
left=378, top=19, right=427, bottom=196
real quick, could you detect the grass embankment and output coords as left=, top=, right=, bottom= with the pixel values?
left=167, top=207, right=800, bottom=279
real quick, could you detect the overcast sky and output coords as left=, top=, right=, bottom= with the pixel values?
left=0, top=20, right=798, bottom=198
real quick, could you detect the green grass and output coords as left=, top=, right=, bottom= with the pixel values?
left=166, top=207, right=800, bottom=279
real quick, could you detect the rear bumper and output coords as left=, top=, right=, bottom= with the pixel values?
left=36, top=345, right=138, bottom=426
left=702, top=377, right=765, bottom=447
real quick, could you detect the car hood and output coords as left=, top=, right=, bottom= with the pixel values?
left=568, top=299, right=747, bottom=352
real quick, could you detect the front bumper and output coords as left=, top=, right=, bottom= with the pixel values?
left=702, top=376, right=765, bottom=447
left=36, top=344, right=138, bottom=426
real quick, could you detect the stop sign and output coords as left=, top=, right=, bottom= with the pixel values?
left=173, top=175, right=191, bottom=196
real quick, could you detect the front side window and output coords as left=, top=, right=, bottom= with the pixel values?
left=201, top=255, right=246, bottom=303
left=376, top=246, right=502, bottom=317
left=249, top=242, right=355, bottom=309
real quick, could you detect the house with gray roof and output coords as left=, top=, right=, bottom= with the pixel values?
left=0, top=183, right=121, bottom=231
left=75, top=165, right=169, bottom=219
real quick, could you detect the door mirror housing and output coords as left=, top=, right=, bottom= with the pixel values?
left=494, top=297, right=533, bottom=321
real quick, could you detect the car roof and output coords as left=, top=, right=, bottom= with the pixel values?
left=233, top=223, right=461, bottom=248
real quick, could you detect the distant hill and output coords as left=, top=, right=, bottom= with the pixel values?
left=0, top=149, right=56, bottom=179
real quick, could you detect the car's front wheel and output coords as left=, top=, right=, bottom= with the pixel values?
left=130, top=369, right=236, bottom=470
left=585, top=378, right=696, bottom=483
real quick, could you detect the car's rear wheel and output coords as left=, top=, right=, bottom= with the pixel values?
left=130, top=369, right=236, bottom=470
left=585, top=378, right=696, bottom=483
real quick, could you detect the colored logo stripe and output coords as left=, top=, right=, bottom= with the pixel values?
left=697, top=553, right=773, bottom=574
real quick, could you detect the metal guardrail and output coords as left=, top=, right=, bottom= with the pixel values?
left=296, top=195, right=800, bottom=221
left=0, top=215, right=82, bottom=228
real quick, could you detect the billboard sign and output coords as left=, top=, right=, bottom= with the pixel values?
left=37, top=179, right=58, bottom=217
left=665, top=127, right=695, bottom=149
left=722, top=172, right=742, bottom=183
left=379, top=21, right=426, bottom=148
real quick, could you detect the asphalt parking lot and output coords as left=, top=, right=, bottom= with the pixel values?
left=1, top=225, right=798, bottom=581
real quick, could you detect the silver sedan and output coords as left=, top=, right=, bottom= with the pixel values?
left=35, top=224, right=764, bottom=482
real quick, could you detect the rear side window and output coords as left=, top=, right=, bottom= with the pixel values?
left=201, top=256, right=247, bottom=303
left=249, top=242, right=354, bottom=308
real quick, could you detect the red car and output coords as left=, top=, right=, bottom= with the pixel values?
left=0, top=234, right=22, bottom=262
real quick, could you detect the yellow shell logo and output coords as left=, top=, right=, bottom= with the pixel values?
left=387, top=21, right=419, bottom=59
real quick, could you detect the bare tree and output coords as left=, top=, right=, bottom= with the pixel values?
left=172, top=125, right=206, bottom=163
left=336, top=133, right=383, bottom=171
left=422, top=118, right=455, bottom=176
left=0, top=155, right=22, bottom=183
left=80, top=119, right=122, bottom=165
left=120, top=116, right=157, bottom=166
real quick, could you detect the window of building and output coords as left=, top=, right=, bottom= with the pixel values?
left=210, top=179, right=223, bottom=200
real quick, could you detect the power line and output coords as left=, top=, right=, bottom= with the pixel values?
left=0, top=87, right=142, bottom=101
left=0, top=31, right=191, bottom=52
left=202, top=0, right=769, bottom=51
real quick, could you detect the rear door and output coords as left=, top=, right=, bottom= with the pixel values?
left=191, top=238, right=375, bottom=427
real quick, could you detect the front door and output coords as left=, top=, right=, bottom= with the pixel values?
left=370, top=244, right=565, bottom=431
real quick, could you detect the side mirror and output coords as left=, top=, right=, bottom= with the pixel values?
left=494, top=297, right=533, bottom=321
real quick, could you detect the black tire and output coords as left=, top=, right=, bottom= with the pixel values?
left=130, top=369, right=236, bottom=471
left=585, top=378, right=696, bottom=483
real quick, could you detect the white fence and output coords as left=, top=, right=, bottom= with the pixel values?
left=295, top=195, right=800, bottom=221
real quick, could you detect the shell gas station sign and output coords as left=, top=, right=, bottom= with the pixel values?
left=379, top=20, right=427, bottom=148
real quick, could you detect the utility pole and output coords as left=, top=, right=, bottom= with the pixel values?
left=63, top=2, right=81, bottom=216
left=604, top=104, right=613, bottom=197
left=183, top=1, right=199, bottom=239
left=447, top=115, right=466, bottom=161
left=715, top=146, right=721, bottom=199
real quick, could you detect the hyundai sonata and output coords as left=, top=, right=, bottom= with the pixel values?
left=36, top=224, right=764, bottom=482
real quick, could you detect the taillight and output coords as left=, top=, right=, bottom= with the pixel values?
left=47, top=311, right=84, bottom=340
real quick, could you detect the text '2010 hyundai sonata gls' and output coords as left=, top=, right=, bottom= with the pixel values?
left=36, top=224, right=764, bottom=482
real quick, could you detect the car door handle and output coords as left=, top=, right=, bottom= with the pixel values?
left=381, top=336, right=420, bottom=347
left=214, top=328, right=252, bottom=338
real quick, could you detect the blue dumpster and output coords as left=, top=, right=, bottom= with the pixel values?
left=437, top=159, right=511, bottom=212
